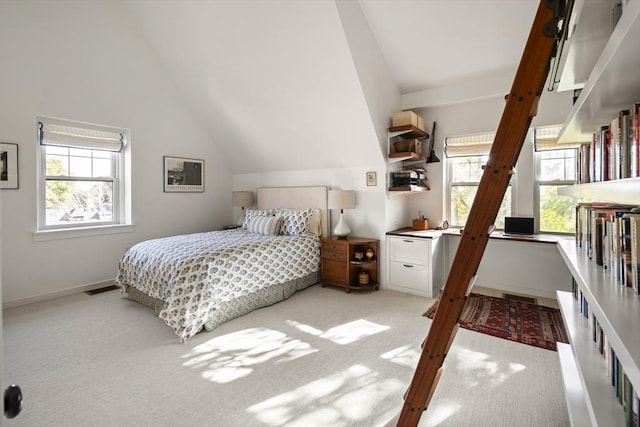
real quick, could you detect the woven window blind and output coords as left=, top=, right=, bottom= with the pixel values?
left=444, top=132, right=495, bottom=157
left=39, top=121, right=124, bottom=152
left=534, top=125, right=584, bottom=151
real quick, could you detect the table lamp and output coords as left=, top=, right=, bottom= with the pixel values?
left=328, top=190, right=356, bottom=238
left=232, top=191, right=255, bottom=226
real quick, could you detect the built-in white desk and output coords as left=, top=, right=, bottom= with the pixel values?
left=442, top=229, right=573, bottom=299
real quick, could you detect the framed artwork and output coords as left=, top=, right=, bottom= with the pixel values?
left=0, top=142, right=19, bottom=189
left=366, top=171, right=377, bottom=187
left=163, top=156, right=204, bottom=193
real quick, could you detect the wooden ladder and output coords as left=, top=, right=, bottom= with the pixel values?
left=398, top=0, right=566, bottom=425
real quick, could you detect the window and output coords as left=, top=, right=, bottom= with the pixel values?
left=445, top=133, right=512, bottom=228
left=534, top=126, right=578, bottom=234
left=38, top=118, right=128, bottom=231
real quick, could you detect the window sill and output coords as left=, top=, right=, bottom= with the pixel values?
left=33, top=224, right=135, bottom=242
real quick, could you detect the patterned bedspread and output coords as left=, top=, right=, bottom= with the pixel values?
left=115, top=229, right=320, bottom=342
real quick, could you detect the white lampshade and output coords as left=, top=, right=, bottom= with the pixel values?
left=232, top=191, right=255, bottom=208
left=328, top=190, right=356, bottom=238
left=232, top=191, right=255, bottom=226
left=328, top=190, right=356, bottom=210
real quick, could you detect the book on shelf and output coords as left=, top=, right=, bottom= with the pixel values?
left=629, top=215, right=640, bottom=293
left=584, top=102, right=640, bottom=183
left=575, top=204, right=640, bottom=292
left=572, top=286, right=640, bottom=424
left=632, top=103, right=640, bottom=179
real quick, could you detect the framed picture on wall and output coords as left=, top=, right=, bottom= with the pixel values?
left=366, top=171, right=377, bottom=187
left=0, top=142, right=19, bottom=189
left=163, top=156, right=204, bottom=193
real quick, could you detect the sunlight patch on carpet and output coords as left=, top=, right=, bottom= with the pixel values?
left=246, top=364, right=402, bottom=426
left=320, top=319, right=390, bottom=345
left=181, top=328, right=317, bottom=383
left=421, top=399, right=462, bottom=427
left=380, top=345, right=420, bottom=368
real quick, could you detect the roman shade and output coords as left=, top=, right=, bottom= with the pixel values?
left=534, top=125, right=584, bottom=151
left=444, top=132, right=495, bottom=158
left=39, top=121, right=124, bottom=152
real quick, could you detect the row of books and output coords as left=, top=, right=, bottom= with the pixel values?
left=574, top=282, right=640, bottom=426
left=577, top=102, right=640, bottom=184
left=575, top=203, right=640, bottom=292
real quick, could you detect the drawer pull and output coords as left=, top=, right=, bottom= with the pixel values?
left=403, top=264, right=414, bottom=268
left=403, top=240, right=414, bottom=243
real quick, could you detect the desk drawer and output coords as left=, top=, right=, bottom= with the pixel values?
left=389, top=237, right=430, bottom=264
left=389, top=261, right=429, bottom=292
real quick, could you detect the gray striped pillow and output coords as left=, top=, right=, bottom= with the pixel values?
left=246, top=215, right=284, bottom=236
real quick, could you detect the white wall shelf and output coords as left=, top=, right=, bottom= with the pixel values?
left=387, top=125, right=430, bottom=194
left=557, top=240, right=640, bottom=425
left=557, top=0, right=640, bottom=143
left=558, top=177, right=640, bottom=205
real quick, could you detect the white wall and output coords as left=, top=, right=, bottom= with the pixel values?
left=406, top=89, right=573, bottom=229
left=0, top=1, right=232, bottom=305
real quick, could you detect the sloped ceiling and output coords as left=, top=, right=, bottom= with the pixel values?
left=123, top=0, right=544, bottom=174
left=123, top=0, right=386, bottom=175
left=359, top=0, right=539, bottom=94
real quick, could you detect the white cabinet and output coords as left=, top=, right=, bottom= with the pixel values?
left=387, top=234, right=442, bottom=298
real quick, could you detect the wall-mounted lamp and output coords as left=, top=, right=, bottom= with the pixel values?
left=328, top=190, right=356, bottom=238
left=232, top=191, right=255, bottom=226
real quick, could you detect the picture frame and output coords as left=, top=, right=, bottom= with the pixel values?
left=163, top=156, right=204, bottom=193
left=0, top=142, right=19, bottom=189
left=366, top=171, right=377, bottom=187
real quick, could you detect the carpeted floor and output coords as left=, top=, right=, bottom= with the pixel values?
left=3, top=285, right=570, bottom=426
left=424, top=293, right=569, bottom=351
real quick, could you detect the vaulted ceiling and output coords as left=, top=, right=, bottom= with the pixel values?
left=122, top=0, right=541, bottom=174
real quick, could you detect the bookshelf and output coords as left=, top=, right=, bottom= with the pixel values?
left=554, top=1, right=640, bottom=423
left=557, top=240, right=640, bottom=425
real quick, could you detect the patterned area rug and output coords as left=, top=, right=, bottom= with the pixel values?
left=423, top=293, right=568, bottom=351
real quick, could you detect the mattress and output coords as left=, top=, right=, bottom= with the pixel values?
left=116, top=228, right=321, bottom=342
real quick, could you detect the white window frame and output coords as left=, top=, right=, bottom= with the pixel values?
left=444, top=133, right=514, bottom=229
left=534, top=147, right=578, bottom=234
left=35, top=117, right=132, bottom=240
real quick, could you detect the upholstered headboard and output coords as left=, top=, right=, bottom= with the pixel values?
left=256, top=186, right=328, bottom=237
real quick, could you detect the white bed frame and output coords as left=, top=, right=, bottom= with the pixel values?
left=256, top=186, right=329, bottom=237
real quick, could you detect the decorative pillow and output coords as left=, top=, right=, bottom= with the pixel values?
left=246, top=215, right=283, bottom=236
left=307, top=208, right=322, bottom=236
left=275, top=208, right=314, bottom=236
left=242, top=209, right=273, bottom=229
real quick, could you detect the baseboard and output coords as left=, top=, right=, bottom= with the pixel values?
left=3, top=278, right=117, bottom=309
left=473, top=279, right=557, bottom=300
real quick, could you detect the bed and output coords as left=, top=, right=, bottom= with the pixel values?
left=116, top=186, right=328, bottom=342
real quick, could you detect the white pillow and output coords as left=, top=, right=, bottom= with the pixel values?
left=274, top=208, right=314, bottom=236
left=246, top=216, right=283, bottom=236
left=242, top=209, right=273, bottom=229
left=307, top=208, right=322, bottom=236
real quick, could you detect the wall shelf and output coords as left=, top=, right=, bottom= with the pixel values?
left=558, top=0, right=640, bottom=143
left=558, top=177, right=640, bottom=205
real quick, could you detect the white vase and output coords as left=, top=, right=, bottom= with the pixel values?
left=333, top=212, right=351, bottom=238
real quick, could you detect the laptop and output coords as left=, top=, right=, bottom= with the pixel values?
left=503, top=216, right=535, bottom=237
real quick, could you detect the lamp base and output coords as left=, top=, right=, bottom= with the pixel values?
left=333, top=212, right=351, bottom=238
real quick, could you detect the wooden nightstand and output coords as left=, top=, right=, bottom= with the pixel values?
left=320, top=236, right=379, bottom=293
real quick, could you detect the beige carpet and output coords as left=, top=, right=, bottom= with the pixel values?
left=2, top=285, right=569, bottom=426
